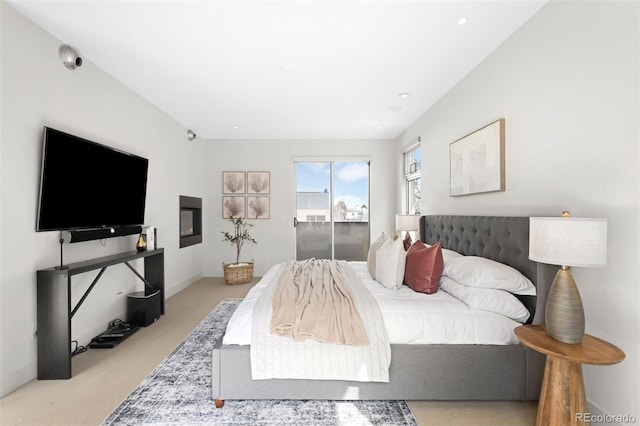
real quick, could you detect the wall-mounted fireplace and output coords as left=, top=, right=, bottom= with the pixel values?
left=179, top=195, right=202, bottom=248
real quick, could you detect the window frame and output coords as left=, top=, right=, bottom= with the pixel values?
left=403, top=139, right=421, bottom=214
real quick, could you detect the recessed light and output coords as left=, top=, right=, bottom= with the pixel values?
left=232, top=126, right=239, bottom=130
left=458, top=17, right=469, bottom=26
left=398, top=92, right=411, bottom=98
left=376, top=125, right=383, bottom=129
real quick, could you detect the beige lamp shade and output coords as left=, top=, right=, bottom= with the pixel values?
left=395, top=214, right=420, bottom=232
left=529, top=217, right=607, bottom=267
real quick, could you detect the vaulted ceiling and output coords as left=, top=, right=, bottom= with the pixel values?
left=8, top=1, right=547, bottom=140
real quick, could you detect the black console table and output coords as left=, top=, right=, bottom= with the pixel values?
left=36, top=248, right=164, bottom=379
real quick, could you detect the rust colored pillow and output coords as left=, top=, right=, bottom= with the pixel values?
left=404, top=241, right=444, bottom=294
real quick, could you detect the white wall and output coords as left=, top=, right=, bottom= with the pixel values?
left=396, top=0, right=639, bottom=420
left=0, top=3, right=206, bottom=397
left=203, top=139, right=396, bottom=277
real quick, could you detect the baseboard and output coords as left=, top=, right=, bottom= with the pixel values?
left=586, top=400, right=636, bottom=426
left=0, top=360, right=36, bottom=398
left=165, top=272, right=203, bottom=299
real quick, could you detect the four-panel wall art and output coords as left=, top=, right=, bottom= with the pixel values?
left=222, top=171, right=270, bottom=219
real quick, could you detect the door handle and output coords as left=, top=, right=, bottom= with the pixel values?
left=293, top=217, right=298, bottom=228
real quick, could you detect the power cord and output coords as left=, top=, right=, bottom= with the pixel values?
left=71, top=340, right=87, bottom=356
left=106, top=319, right=131, bottom=333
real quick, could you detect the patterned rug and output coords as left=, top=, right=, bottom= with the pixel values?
left=103, top=298, right=417, bottom=425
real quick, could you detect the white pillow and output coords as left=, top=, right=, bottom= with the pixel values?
left=442, top=248, right=463, bottom=267
left=440, top=277, right=531, bottom=323
left=375, top=235, right=406, bottom=289
left=444, top=256, right=536, bottom=296
left=367, top=232, right=387, bottom=279
left=424, top=244, right=463, bottom=268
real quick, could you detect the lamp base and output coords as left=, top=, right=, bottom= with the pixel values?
left=545, top=267, right=585, bottom=344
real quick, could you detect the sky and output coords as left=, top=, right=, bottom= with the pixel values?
left=296, top=162, right=368, bottom=210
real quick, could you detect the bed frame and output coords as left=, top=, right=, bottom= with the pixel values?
left=212, top=215, right=555, bottom=405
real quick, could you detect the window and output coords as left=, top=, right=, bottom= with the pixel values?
left=404, top=141, right=421, bottom=214
left=295, top=160, right=370, bottom=261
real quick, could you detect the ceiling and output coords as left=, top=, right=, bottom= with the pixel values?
left=8, top=1, right=547, bottom=140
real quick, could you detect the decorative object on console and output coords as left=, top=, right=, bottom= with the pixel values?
left=136, top=233, right=146, bottom=252
left=395, top=213, right=420, bottom=248
left=529, top=212, right=607, bottom=344
left=221, top=217, right=257, bottom=285
left=449, top=118, right=505, bottom=196
left=55, top=231, right=68, bottom=270
left=143, top=226, right=156, bottom=250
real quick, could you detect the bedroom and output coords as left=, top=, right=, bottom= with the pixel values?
left=0, top=0, right=638, bottom=424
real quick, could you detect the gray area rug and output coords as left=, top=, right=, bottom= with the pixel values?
left=103, top=298, right=417, bottom=425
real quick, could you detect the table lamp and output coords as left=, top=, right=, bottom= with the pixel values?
left=395, top=214, right=420, bottom=238
left=529, top=212, right=607, bottom=344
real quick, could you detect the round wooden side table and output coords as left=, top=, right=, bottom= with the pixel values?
left=515, top=325, right=625, bottom=426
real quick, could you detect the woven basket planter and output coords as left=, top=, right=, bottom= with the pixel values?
left=223, top=260, right=254, bottom=285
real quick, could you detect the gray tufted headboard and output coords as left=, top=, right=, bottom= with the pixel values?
left=420, top=215, right=554, bottom=324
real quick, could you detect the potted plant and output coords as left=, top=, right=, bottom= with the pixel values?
left=221, top=217, right=257, bottom=285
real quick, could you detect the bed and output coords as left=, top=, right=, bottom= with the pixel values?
left=212, top=215, right=556, bottom=405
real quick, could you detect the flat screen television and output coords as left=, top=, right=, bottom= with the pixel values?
left=36, top=127, right=149, bottom=232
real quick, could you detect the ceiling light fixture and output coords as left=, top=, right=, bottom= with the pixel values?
left=458, top=17, right=469, bottom=26
left=187, top=129, right=196, bottom=141
left=232, top=126, right=239, bottom=130
left=398, top=92, right=411, bottom=98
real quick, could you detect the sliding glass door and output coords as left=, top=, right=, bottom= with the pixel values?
left=295, top=160, right=370, bottom=261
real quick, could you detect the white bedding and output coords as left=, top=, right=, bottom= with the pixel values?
left=222, top=261, right=522, bottom=346
left=250, top=260, right=390, bottom=382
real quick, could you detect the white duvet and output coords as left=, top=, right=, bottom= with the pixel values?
left=222, top=261, right=522, bottom=346
left=250, top=260, right=390, bottom=382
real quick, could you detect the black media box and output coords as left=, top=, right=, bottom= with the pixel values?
left=127, top=290, right=161, bottom=327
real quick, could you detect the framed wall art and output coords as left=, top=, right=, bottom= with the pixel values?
left=247, top=171, right=270, bottom=194
left=222, top=171, right=245, bottom=194
left=449, top=119, right=505, bottom=197
left=222, top=196, right=245, bottom=219
left=247, top=196, right=270, bottom=219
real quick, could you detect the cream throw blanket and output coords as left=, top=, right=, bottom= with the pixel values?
left=270, top=258, right=369, bottom=346
left=251, top=259, right=390, bottom=382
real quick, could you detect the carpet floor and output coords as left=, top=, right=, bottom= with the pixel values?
left=103, top=298, right=417, bottom=425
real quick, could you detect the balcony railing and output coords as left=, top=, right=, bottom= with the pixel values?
left=296, top=221, right=369, bottom=261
